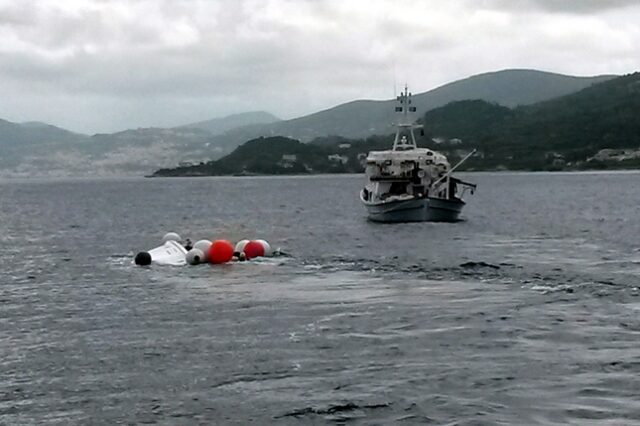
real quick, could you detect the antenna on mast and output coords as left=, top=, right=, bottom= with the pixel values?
left=393, top=59, right=397, bottom=98
left=392, top=84, right=421, bottom=151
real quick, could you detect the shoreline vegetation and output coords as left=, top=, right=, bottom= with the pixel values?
left=149, top=166, right=640, bottom=178
left=149, top=163, right=640, bottom=178
left=151, top=132, right=640, bottom=177
left=153, top=72, right=640, bottom=178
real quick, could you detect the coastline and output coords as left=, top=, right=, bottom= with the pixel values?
left=147, top=167, right=640, bottom=178
left=4, top=168, right=640, bottom=182
left=144, top=167, right=640, bottom=178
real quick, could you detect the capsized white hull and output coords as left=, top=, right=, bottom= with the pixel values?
left=148, top=240, right=188, bottom=266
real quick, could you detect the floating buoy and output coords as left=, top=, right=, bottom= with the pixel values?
left=136, top=234, right=278, bottom=267
left=186, top=248, right=205, bottom=265
left=209, top=240, right=234, bottom=264
left=234, top=239, right=250, bottom=253
left=193, top=240, right=212, bottom=262
left=255, top=239, right=273, bottom=257
left=243, top=240, right=265, bottom=259
left=134, top=251, right=152, bottom=266
left=162, top=232, right=182, bottom=243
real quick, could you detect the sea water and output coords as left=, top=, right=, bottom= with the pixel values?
left=1, top=172, right=640, bottom=424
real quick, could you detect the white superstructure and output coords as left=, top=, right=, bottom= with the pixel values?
left=360, top=86, right=476, bottom=222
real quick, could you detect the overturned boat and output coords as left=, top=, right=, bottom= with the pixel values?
left=134, top=232, right=277, bottom=266
left=135, top=239, right=188, bottom=266
left=360, top=86, right=476, bottom=222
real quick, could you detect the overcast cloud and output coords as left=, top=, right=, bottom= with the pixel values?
left=0, top=0, right=639, bottom=133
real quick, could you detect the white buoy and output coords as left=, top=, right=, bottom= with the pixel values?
left=193, top=239, right=212, bottom=262
left=186, top=248, right=205, bottom=265
left=162, top=232, right=182, bottom=243
left=255, top=239, right=273, bottom=257
left=234, top=239, right=250, bottom=254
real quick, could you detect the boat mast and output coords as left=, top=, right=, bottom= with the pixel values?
left=392, top=85, right=422, bottom=151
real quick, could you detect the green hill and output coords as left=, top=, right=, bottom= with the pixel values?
left=152, top=136, right=365, bottom=176
left=420, top=72, right=640, bottom=170
left=418, top=100, right=514, bottom=143
left=0, top=69, right=618, bottom=176
left=203, top=69, right=615, bottom=150
left=154, top=72, right=640, bottom=176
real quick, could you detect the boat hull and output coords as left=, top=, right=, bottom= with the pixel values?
left=148, top=240, right=188, bottom=266
left=363, top=196, right=464, bottom=223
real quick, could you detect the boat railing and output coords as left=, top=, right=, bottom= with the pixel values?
left=429, top=149, right=476, bottom=190
left=429, top=177, right=449, bottom=199
left=427, top=149, right=477, bottom=200
left=429, top=175, right=477, bottom=200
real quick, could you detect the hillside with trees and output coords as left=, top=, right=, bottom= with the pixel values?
left=152, top=136, right=365, bottom=176
left=154, top=72, right=640, bottom=176
left=420, top=72, right=640, bottom=170
left=204, top=69, right=615, bottom=149
left=0, top=69, right=618, bottom=176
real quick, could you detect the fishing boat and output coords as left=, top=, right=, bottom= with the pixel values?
left=360, top=86, right=476, bottom=222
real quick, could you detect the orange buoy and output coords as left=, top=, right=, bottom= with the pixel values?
left=243, top=240, right=265, bottom=259
left=208, top=240, right=234, bottom=264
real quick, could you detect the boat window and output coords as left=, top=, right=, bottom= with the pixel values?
left=390, top=182, right=406, bottom=195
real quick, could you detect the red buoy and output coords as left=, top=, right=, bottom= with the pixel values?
left=208, top=240, right=234, bottom=264
left=243, top=240, right=265, bottom=259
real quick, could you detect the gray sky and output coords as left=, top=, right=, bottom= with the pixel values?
left=1, top=0, right=639, bottom=134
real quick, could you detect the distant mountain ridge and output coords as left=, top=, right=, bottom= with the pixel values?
left=179, top=111, right=281, bottom=135
left=0, top=69, right=619, bottom=176
left=0, top=112, right=280, bottom=176
left=208, top=69, right=616, bottom=148
left=154, top=72, right=640, bottom=176
left=0, top=119, right=86, bottom=168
